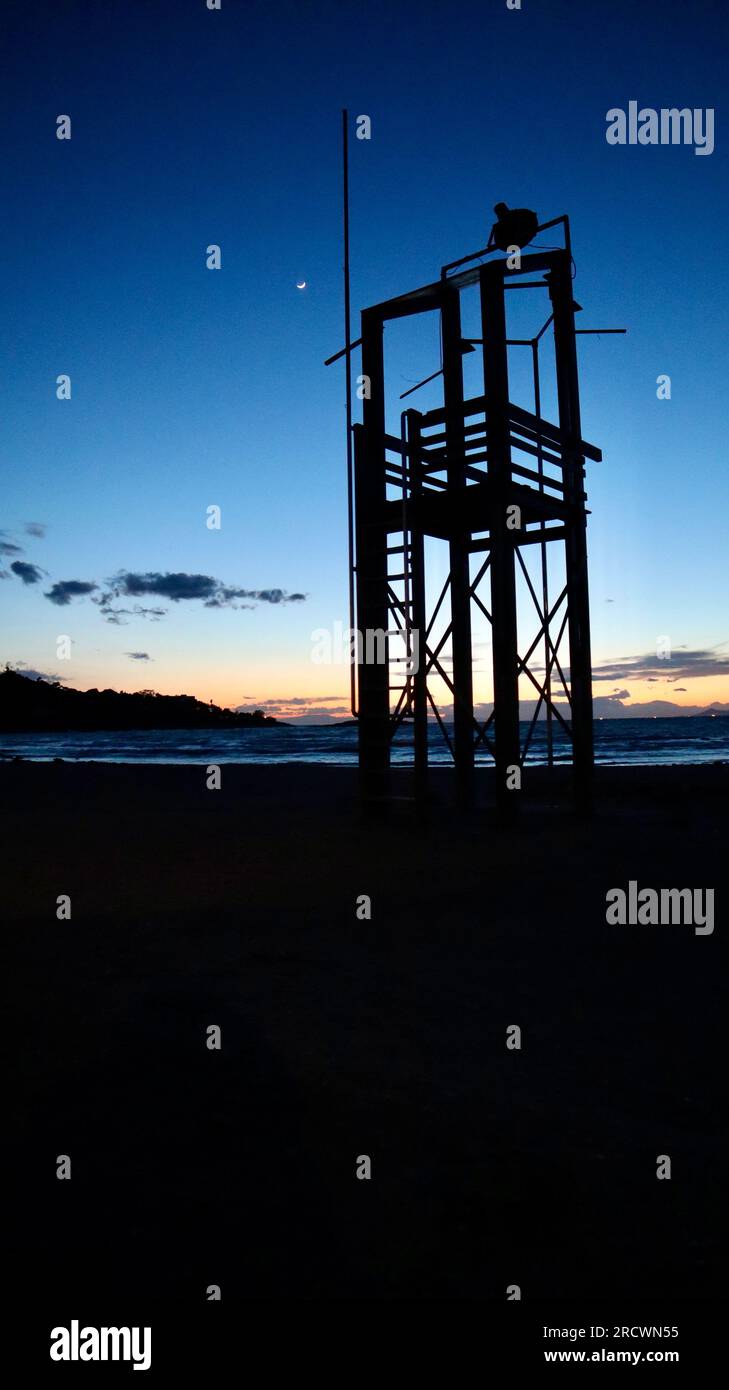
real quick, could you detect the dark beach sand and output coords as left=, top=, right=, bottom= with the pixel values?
left=4, top=761, right=725, bottom=1301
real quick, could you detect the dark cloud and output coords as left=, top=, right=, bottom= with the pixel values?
left=113, top=571, right=218, bottom=602
left=108, top=572, right=307, bottom=610
left=236, top=694, right=350, bottom=721
left=265, top=695, right=343, bottom=706
left=44, top=579, right=98, bottom=606
left=12, top=663, right=69, bottom=683
left=24, top=521, right=47, bottom=538
left=125, top=651, right=152, bottom=661
left=0, top=541, right=23, bottom=556
left=203, top=597, right=255, bottom=611
left=37, top=569, right=306, bottom=617
left=592, top=646, right=729, bottom=683
left=93, top=595, right=168, bottom=625
left=238, top=699, right=350, bottom=721
left=11, top=560, right=44, bottom=585
left=217, top=586, right=306, bottom=605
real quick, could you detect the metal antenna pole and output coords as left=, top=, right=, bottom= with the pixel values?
left=342, top=109, right=357, bottom=716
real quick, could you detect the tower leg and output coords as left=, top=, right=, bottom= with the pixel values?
left=407, top=411, right=429, bottom=803
left=550, top=254, right=594, bottom=811
left=441, top=288, right=474, bottom=808
left=480, top=264, right=521, bottom=812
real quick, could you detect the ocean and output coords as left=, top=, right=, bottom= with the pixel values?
left=0, top=717, right=727, bottom=766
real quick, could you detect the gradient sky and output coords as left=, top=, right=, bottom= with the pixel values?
left=1, top=0, right=727, bottom=720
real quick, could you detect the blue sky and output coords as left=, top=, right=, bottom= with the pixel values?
left=1, top=0, right=727, bottom=718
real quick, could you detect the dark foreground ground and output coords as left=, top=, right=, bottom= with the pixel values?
left=4, top=761, right=726, bottom=1301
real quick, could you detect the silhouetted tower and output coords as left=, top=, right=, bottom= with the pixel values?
left=351, top=213, right=609, bottom=811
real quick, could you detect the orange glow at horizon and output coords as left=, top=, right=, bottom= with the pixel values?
left=66, top=661, right=729, bottom=718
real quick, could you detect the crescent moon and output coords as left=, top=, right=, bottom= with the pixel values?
left=296, top=280, right=307, bottom=289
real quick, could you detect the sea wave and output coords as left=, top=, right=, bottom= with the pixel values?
left=0, top=717, right=727, bottom=766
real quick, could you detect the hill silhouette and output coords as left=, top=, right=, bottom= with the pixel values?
left=0, top=668, right=279, bottom=732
